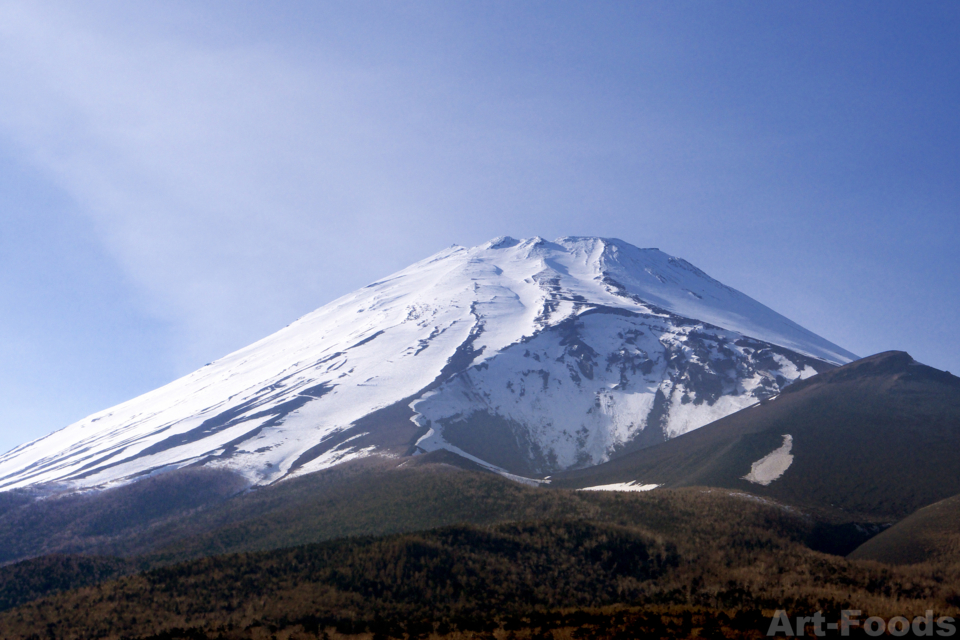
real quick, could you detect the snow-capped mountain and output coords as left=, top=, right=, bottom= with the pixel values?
left=0, top=236, right=856, bottom=491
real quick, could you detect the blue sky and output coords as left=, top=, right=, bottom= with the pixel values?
left=1, top=1, right=958, bottom=454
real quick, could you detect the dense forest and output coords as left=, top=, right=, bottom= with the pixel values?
left=1, top=470, right=958, bottom=639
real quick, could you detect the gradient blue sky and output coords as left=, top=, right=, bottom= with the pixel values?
left=1, top=1, right=958, bottom=454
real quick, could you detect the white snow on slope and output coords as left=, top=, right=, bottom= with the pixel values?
left=412, top=313, right=820, bottom=470
left=743, top=435, right=794, bottom=486
left=0, top=237, right=852, bottom=492
left=579, top=481, right=660, bottom=492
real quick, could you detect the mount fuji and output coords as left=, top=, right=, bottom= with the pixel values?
left=0, top=236, right=856, bottom=492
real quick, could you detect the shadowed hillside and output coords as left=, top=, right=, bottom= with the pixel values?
left=554, top=352, right=960, bottom=521
left=1, top=494, right=958, bottom=639
left=0, top=467, right=249, bottom=565
left=850, top=491, right=960, bottom=565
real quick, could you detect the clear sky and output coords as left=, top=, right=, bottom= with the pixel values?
left=1, top=1, right=958, bottom=454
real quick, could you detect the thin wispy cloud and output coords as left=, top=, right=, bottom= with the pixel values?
left=0, top=2, right=956, bottom=453
left=1, top=5, right=397, bottom=361
left=2, top=3, right=566, bottom=369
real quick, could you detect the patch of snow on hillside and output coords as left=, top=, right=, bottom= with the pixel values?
left=579, top=481, right=660, bottom=492
left=743, top=435, right=794, bottom=486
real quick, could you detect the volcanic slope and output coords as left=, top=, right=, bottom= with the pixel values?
left=850, top=491, right=960, bottom=565
left=0, top=236, right=855, bottom=492
left=554, top=351, right=960, bottom=522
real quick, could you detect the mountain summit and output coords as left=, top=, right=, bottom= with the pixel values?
left=0, top=237, right=855, bottom=491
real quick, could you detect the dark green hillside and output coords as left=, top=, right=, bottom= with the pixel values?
left=554, top=351, right=960, bottom=521
left=0, top=451, right=886, bottom=613
left=131, top=452, right=880, bottom=565
left=1, top=454, right=576, bottom=565
left=0, top=554, right=132, bottom=612
left=1, top=488, right=958, bottom=640
left=0, top=467, right=248, bottom=564
left=0, top=490, right=33, bottom=518
left=4, top=449, right=805, bottom=568
left=144, top=453, right=598, bottom=564
left=850, top=491, right=960, bottom=565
